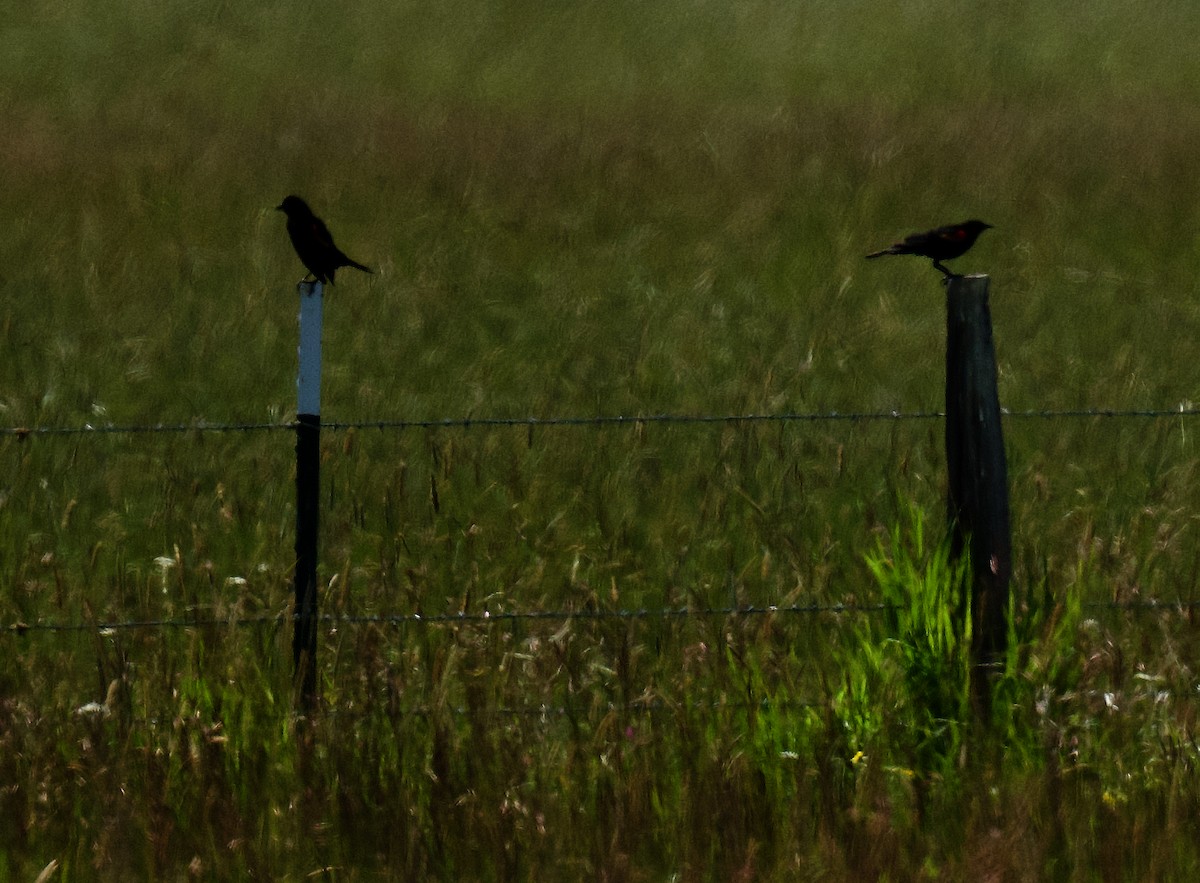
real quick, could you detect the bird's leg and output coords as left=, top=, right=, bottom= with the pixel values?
left=933, top=260, right=957, bottom=279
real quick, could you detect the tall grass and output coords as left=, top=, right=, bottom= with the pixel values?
left=4, top=0, right=1200, bottom=878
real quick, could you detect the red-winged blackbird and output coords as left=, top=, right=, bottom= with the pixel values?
left=276, top=195, right=372, bottom=285
left=866, top=219, right=993, bottom=277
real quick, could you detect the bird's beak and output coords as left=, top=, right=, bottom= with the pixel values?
left=275, top=204, right=284, bottom=212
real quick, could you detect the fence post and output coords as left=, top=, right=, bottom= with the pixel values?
left=944, top=274, right=1011, bottom=715
left=293, top=281, right=323, bottom=708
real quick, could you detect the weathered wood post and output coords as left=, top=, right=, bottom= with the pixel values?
left=944, top=274, right=1011, bottom=714
left=293, top=280, right=322, bottom=708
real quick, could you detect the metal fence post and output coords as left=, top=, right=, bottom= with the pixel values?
left=293, top=281, right=323, bottom=708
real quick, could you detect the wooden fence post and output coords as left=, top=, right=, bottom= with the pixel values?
left=293, top=281, right=323, bottom=708
left=944, top=274, right=1011, bottom=714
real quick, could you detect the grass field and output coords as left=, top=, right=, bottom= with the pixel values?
left=5, top=1, right=1200, bottom=879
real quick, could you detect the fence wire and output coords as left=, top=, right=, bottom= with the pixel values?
left=5, top=407, right=1198, bottom=636
left=2, top=405, right=1200, bottom=437
left=7, top=598, right=1195, bottom=637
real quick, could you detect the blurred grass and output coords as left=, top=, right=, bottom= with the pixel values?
left=5, top=0, right=1200, bottom=878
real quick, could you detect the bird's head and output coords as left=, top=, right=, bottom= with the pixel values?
left=276, top=195, right=311, bottom=217
left=963, top=220, right=993, bottom=235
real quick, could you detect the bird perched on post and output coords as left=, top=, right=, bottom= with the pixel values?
left=276, top=195, right=372, bottom=285
left=866, top=220, right=992, bottom=278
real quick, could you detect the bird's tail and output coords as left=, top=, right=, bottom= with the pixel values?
left=346, top=259, right=373, bottom=274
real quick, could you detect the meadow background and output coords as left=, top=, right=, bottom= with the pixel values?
left=4, top=0, right=1200, bottom=879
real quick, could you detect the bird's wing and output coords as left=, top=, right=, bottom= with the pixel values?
left=931, top=224, right=969, bottom=245
left=309, top=216, right=337, bottom=250
left=896, top=230, right=933, bottom=250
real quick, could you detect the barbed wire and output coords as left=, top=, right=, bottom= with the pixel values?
left=7, top=603, right=881, bottom=634
left=7, top=597, right=1195, bottom=637
left=2, top=406, right=1199, bottom=438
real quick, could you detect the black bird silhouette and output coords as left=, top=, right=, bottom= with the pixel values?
left=276, top=195, right=372, bottom=285
left=866, top=220, right=993, bottom=278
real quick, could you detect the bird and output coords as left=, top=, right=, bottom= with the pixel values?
left=276, top=195, right=372, bottom=285
left=866, top=220, right=993, bottom=278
